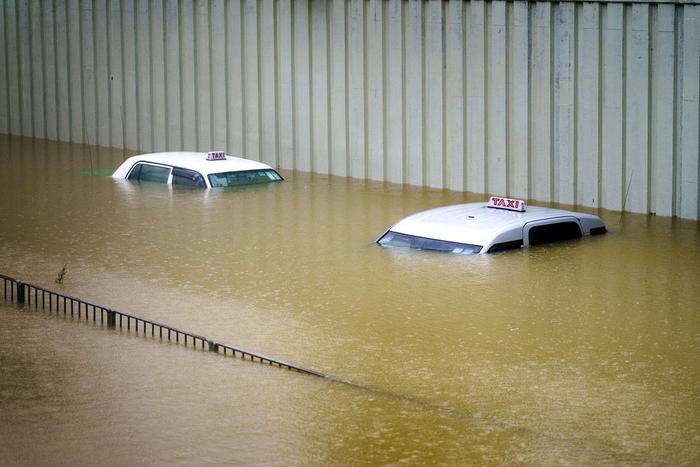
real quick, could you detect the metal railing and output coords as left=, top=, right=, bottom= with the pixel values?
left=1, top=273, right=326, bottom=379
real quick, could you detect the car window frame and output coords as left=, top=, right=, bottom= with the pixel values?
left=522, top=216, right=582, bottom=247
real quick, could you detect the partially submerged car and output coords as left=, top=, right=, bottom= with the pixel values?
left=377, top=196, right=607, bottom=254
left=112, top=151, right=283, bottom=188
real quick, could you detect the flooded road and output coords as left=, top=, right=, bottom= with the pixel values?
left=1, top=134, right=699, bottom=465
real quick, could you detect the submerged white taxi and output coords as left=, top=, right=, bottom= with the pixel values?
left=377, top=196, right=607, bottom=254
left=112, top=151, right=283, bottom=188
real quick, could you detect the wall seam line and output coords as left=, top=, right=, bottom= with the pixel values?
left=134, top=1, right=141, bottom=150
left=290, top=0, right=296, bottom=170
left=54, top=0, right=61, bottom=141
left=484, top=1, right=489, bottom=194
left=647, top=4, right=654, bottom=213
left=209, top=0, right=214, bottom=149
left=308, top=0, right=313, bottom=170
left=597, top=2, right=604, bottom=209
left=257, top=0, right=263, bottom=161
left=92, top=0, right=98, bottom=147
left=17, top=1, right=24, bottom=137
left=363, top=0, right=368, bottom=179
left=275, top=0, right=282, bottom=167
left=40, top=0, right=47, bottom=138
left=573, top=2, right=579, bottom=206
left=27, top=1, right=35, bottom=137
left=120, top=0, right=126, bottom=151
left=326, top=0, right=332, bottom=174
left=621, top=3, right=627, bottom=212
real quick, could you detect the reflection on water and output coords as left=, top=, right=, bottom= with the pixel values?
left=1, top=135, right=699, bottom=465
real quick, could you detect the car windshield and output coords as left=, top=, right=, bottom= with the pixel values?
left=208, top=169, right=283, bottom=187
left=378, top=231, right=482, bottom=255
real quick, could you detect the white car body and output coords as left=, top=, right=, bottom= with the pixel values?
left=112, top=151, right=282, bottom=188
left=377, top=197, right=607, bottom=254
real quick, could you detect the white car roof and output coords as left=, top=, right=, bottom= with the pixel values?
left=112, top=152, right=274, bottom=179
left=383, top=201, right=606, bottom=251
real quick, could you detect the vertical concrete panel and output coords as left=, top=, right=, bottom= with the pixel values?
left=150, top=0, right=166, bottom=151
left=18, top=1, right=32, bottom=136
left=404, top=0, right=422, bottom=186
left=329, top=0, right=348, bottom=176
left=195, top=0, right=211, bottom=150
left=81, top=0, right=96, bottom=145
left=164, top=0, right=180, bottom=150
left=135, top=0, right=151, bottom=150
left=384, top=0, right=402, bottom=184
left=293, top=0, right=311, bottom=170
left=226, top=0, right=243, bottom=154
left=122, top=0, right=138, bottom=149
left=179, top=0, right=196, bottom=150
left=508, top=1, right=529, bottom=199
left=258, top=0, right=275, bottom=164
left=530, top=2, right=552, bottom=202
left=55, top=0, right=71, bottom=141
left=107, top=0, right=123, bottom=148
left=311, top=0, right=329, bottom=173
left=467, top=0, right=485, bottom=193
left=679, top=5, right=699, bottom=219
left=651, top=4, right=675, bottom=216
left=211, top=0, right=227, bottom=152
left=425, top=0, right=443, bottom=188
left=577, top=3, right=600, bottom=207
left=625, top=3, right=650, bottom=213
left=42, top=0, right=57, bottom=141
left=30, top=0, right=45, bottom=138
left=0, top=2, right=6, bottom=134
left=0, top=1, right=8, bottom=134
left=601, top=3, right=623, bottom=211
left=276, top=0, right=294, bottom=167
left=445, top=0, right=464, bottom=191
left=347, top=0, right=364, bottom=178
left=5, top=0, right=21, bottom=136
left=487, top=1, right=506, bottom=195
left=67, top=0, right=84, bottom=142
left=94, top=0, right=111, bottom=146
left=553, top=2, right=575, bottom=205
left=366, top=0, right=383, bottom=180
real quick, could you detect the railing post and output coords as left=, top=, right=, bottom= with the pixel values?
left=106, top=310, right=116, bottom=328
left=16, top=281, right=25, bottom=304
left=208, top=340, right=218, bottom=352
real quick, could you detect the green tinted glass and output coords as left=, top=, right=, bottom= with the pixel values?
left=208, top=169, right=282, bottom=187
left=130, top=163, right=170, bottom=183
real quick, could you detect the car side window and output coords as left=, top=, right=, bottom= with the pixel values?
left=126, top=163, right=142, bottom=180
left=127, top=163, right=171, bottom=183
left=171, top=167, right=206, bottom=187
left=528, top=222, right=582, bottom=246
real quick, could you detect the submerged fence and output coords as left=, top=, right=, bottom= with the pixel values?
left=1, top=273, right=327, bottom=379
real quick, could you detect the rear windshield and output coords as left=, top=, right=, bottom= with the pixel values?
left=378, top=231, right=482, bottom=255
left=208, top=169, right=283, bottom=187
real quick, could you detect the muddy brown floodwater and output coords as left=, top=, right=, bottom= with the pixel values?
left=0, top=134, right=698, bottom=465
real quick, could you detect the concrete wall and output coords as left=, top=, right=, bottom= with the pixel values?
left=1, top=0, right=698, bottom=219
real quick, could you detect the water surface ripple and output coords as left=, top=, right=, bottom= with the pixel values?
left=1, top=135, right=698, bottom=465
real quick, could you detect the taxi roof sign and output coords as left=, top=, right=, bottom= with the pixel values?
left=206, top=151, right=226, bottom=161
left=488, top=196, right=526, bottom=212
